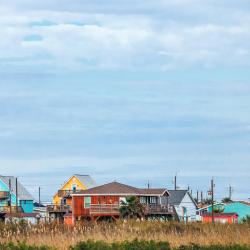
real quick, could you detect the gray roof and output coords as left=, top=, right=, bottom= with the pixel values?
left=168, top=190, right=190, bottom=205
left=0, top=176, right=34, bottom=201
left=75, top=181, right=169, bottom=196
left=75, top=174, right=97, bottom=189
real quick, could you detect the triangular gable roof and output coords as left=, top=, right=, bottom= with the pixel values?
left=73, top=181, right=169, bottom=196
left=197, top=202, right=222, bottom=211
left=139, top=188, right=169, bottom=196
left=60, top=174, right=97, bottom=190
left=74, top=174, right=96, bottom=189
left=0, top=176, right=33, bottom=200
left=168, top=190, right=197, bottom=207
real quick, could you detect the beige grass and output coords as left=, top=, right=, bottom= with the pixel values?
left=1, top=221, right=250, bottom=250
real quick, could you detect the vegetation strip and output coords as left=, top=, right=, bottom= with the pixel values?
left=1, top=241, right=250, bottom=250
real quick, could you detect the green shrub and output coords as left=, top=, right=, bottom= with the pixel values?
left=71, top=239, right=171, bottom=250
left=0, top=242, right=54, bottom=250
left=178, top=245, right=250, bottom=250
left=71, top=241, right=250, bottom=250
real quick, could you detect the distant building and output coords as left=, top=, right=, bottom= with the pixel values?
left=167, top=190, right=198, bottom=222
left=48, top=174, right=96, bottom=222
left=206, top=201, right=250, bottom=223
left=0, top=176, right=36, bottom=222
left=53, top=174, right=96, bottom=205
left=70, top=181, right=175, bottom=224
left=201, top=213, right=238, bottom=224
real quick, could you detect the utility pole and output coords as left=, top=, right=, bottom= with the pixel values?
left=16, top=177, right=18, bottom=214
left=39, top=187, right=41, bottom=207
left=201, top=191, right=203, bottom=204
left=9, top=178, right=12, bottom=215
left=174, top=175, right=177, bottom=190
left=229, top=186, right=233, bottom=200
left=196, top=190, right=199, bottom=203
left=211, top=178, right=215, bottom=224
left=147, top=181, right=150, bottom=189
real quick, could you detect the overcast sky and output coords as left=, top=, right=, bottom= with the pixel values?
left=0, top=0, right=250, bottom=202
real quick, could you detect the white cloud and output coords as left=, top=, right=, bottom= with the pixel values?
left=0, top=1, right=249, bottom=72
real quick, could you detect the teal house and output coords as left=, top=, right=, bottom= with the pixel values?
left=0, top=176, right=34, bottom=214
left=208, top=202, right=250, bottom=223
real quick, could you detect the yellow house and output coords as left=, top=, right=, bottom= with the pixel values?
left=53, top=174, right=96, bottom=205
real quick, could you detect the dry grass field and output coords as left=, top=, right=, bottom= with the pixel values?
left=0, top=221, right=250, bottom=250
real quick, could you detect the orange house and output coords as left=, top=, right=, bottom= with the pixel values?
left=71, top=181, right=174, bottom=224
left=202, top=213, right=238, bottom=224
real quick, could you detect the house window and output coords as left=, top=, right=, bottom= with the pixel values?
left=84, top=196, right=91, bottom=208
left=140, top=197, right=147, bottom=204
left=72, top=184, right=77, bottom=193
left=149, top=196, right=157, bottom=204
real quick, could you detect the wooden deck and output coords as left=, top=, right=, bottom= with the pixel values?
left=57, top=190, right=76, bottom=197
left=90, top=204, right=120, bottom=215
left=47, top=205, right=71, bottom=213
left=145, top=204, right=175, bottom=215
left=87, top=204, right=174, bottom=216
left=0, top=206, right=23, bottom=214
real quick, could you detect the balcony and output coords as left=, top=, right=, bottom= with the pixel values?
left=0, top=191, right=9, bottom=199
left=144, top=204, right=175, bottom=215
left=88, top=204, right=174, bottom=216
left=57, top=190, right=78, bottom=197
left=90, top=204, right=120, bottom=215
left=47, top=205, right=71, bottom=213
left=0, top=206, right=23, bottom=214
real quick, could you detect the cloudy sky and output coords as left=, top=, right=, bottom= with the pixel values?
left=0, top=0, right=250, bottom=202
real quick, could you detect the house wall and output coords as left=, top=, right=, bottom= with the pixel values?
left=20, top=200, right=34, bottom=213
left=202, top=215, right=238, bottom=224
left=207, top=202, right=250, bottom=223
left=175, top=193, right=197, bottom=222
left=72, top=195, right=121, bottom=218
left=53, top=176, right=88, bottom=205
left=0, top=179, right=18, bottom=206
left=218, top=203, right=250, bottom=222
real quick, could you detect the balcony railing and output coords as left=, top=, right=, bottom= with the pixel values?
left=0, top=206, right=23, bottom=213
left=90, top=204, right=120, bottom=215
left=57, top=190, right=78, bottom=197
left=88, top=204, right=174, bottom=215
left=0, top=191, right=10, bottom=199
left=144, top=204, right=174, bottom=215
left=47, top=205, right=71, bottom=213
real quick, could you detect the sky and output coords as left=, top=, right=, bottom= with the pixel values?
left=0, top=0, right=250, bottom=202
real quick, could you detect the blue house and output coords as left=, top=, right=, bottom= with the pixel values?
left=0, top=176, right=34, bottom=214
left=207, top=202, right=250, bottom=223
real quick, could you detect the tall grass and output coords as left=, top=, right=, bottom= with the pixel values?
left=0, top=221, right=250, bottom=250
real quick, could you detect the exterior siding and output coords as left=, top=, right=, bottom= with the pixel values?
left=0, top=178, right=34, bottom=213
left=73, top=195, right=120, bottom=218
left=53, top=176, right=88, bottom=205
left=0, top=179, right=18, bottom=206
left=175, top=193, right=197, bottom=222
left=202, top=214, right=238, bottom=224
left=20, top=200, right=34, bottom=213
left=208, top=202, right=250, bottom=223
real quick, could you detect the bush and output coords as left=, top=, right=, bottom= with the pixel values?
left=178, top=245, right=250, bottom=250
left=0, top=242, right=54, bottom=250
left=71, top=240, right=250, bottom=250
left=71, top=239, right=171, bottom=250
left=1, top=241, right=250, bottom=250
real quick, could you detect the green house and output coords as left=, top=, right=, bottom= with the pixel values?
left=208, top=202, right=250, bottom=222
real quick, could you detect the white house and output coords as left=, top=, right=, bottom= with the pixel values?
left=168, top=190, right=197, bottom=222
